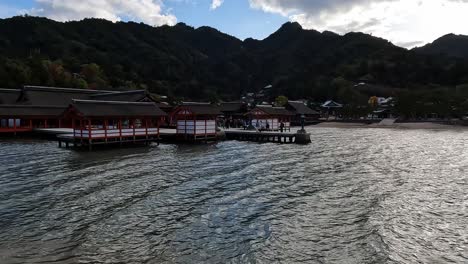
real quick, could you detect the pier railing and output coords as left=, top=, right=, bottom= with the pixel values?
left=73, top=128, right=159, bottom=139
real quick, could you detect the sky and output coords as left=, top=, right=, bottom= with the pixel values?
left=2, top=0, right=468, bottom=48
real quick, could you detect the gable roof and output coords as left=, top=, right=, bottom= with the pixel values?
left=174, top=103, right=222, bottom=116
left=18, top=86, right=114, bottom=106
left=287, top=101, right=319, bottom=115
left=0, top=89, right=21, bottom=104
left=0, top=105, right=65, bottom=117
left=250, top=105, right=294, bottom=116
left=70, top=100, right=167, bottom=118
left=89, top=90, right=149, bottom=102
left=322, top=100, right=343, bottom=108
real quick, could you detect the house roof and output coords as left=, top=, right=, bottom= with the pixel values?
left=89, top=90, right=149, bottom=102
left=175, top=103, right=222, bottom=116
left=322, top=100, right=343, bottom=108
left=0, top=105, right=65, bottom=117
left=18, top=86, right=111, bottom=106
left=251, top=105, right=294, bottom=116
left=70, top=100, right=167, bottom=118
left=157, top=102, right=173, bottom=109
left=287, top=101, right=319, bottom=115
left=219, top=102, right=246, bottom=113
left=0, top=89, right=21, bottom=104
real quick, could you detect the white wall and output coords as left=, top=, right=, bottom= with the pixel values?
left=177, top=120, right=216, bottom=135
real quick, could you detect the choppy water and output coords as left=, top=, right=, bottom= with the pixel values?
left=1, top=128, right=468, bottom=263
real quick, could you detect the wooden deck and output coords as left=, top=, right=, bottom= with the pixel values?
left=224, top=128, right=311, bottom=144
left=33, top=127, right=311, bottom=148
left=32, top=128, right=172, bottom=150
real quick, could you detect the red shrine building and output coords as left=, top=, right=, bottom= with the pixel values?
left=172, top=103, right=222, bottom=141
left=62, top=100, right=167, bottom=146
left=0, top=86, right=169, bottom=135
left=247, top=105, right=294, bottom=131
left=0, top=105, right=67, bottom=134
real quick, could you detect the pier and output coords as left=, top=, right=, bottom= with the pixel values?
left=224, top=129, right=311, bottom=144
left=34, top=127, right=311, bottom=149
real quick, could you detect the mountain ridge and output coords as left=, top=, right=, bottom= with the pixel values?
left=413, top=33, right=468, bottom=58
left=0, top=16, right=467, bottom=102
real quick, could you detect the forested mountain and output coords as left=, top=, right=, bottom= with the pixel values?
left=414, top=34, right=468, bottom=59
left=1, top=16, right=468, bottom=104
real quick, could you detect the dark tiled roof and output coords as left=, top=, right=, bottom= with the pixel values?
left=175, top=103, right=222, bottom=116
left=287, top=101, right=320, bottom=115
left=219, top=102, right=247, bottom=113
left=18, top=86, right=114, bottom=106
left=0, top=105, right=65, bottom=117
left=89, top=90, right=149, bottom=102
left=157, top=102, right=172, bottom=108
left=0, top=89, right=20, bottom=104
left=157, top=102, right=174, bottom=113
left=251, top=106, right=294, bottom=116
left=322, top=100, right=343, bottom=108
left=71, top=100, right=167, bottom=118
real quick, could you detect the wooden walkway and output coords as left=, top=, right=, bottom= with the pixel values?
left=34, top=127, right=311, bottom=147
left=224, top=129, right=311, bottom=144
left=32, top=128, right=171, bottom=150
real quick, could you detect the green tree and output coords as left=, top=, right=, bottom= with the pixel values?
left=71, top=78, right=88, bottom=89
left=81, top=63, right=107, bottom=89
left=275, top=95, right=288, bottom=107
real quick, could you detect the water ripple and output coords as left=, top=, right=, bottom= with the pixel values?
left=1, top=128, right=468, bottom=263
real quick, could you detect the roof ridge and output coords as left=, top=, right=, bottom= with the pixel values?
left=0, top=88, right=21, bottom=92
left=23, top=85, right=116, bottom=94
left=90, top=90, right=147, bottom=97
left=0, top=104, right=65, bottom=109
left=182, top=102, right=213, bottom=105
left=73, top=99, right=156, bottom=106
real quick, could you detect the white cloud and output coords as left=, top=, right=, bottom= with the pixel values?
left=30, top=0, right=177, bottom=26
left=249, top=0, right=468, bottom=48
left=210, top=0, right=224, bottom=10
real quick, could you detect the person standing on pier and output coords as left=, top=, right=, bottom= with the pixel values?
left=280, top=122, right=285, bottom=133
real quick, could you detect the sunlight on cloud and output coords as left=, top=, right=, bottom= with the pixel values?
left=30, top=0, right=177, bottom=26
left=210, top=0, right=224, bottom=10
left=249, top=0, right=468, bottom=48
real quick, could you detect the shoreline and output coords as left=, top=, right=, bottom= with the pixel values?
left=311, top=121, right=468, bottom=130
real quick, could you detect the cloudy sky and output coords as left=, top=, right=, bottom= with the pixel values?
left=2, top=0, right=468, bottom=48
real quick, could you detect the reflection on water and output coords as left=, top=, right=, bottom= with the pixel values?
left=1, top=128, right=468, bottom=263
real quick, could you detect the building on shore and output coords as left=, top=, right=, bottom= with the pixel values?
left=62, top=99, right=167, bottom=147
left=0, top=86, right=119, bottom=131
left=0, top=86, right=174, bottom=133
left=0, top=105, right=67, bottom=134
left=247, top=105, right=294, bottom=131
left=321, top=100, right=343, bottom=119
left=219, top=102, right=248, bottom=128
left=172, top=103, right=222, bottom=141
left=286, top=101, right=321, bottom=125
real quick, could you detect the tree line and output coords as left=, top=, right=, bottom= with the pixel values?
left=1, top=16, right=468, bottom=118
